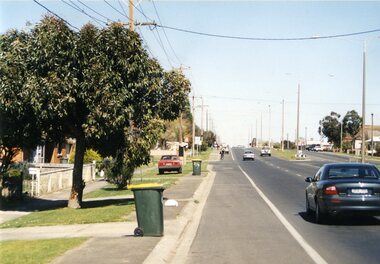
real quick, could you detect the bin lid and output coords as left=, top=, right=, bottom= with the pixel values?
left=129, top=183, right=165, bottom=190
left=192, top=159, right=202, bottom=162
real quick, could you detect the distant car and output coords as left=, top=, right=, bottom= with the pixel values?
left=158, top=155, right=182, bottom=174
left=312, top=146, right=323, bottom=152
left=243, top=149, right=255, bottom=161
left=305, top=163, right=380, bottom=224
left=367, top=149, right=377, bottom=155
left=260, top=147, right=271, bottom=157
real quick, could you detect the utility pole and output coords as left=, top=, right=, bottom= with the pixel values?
left=371, top=113, right=374, bottom=157
left=361, top=42, right=366, bottom=163
left=340, top=121, right=343, bottom=153
left=260, top=113, right=263, bottom=147
left=206, top=109, right=209, bottom=132
left=179, top=112, right=183, bottom=144
left=281, top=99, right=285, bottom=152
left=192, top=95, right=195, bottom=157
left=296, top=84, right=301, bottom=155
left=268, top=105, right=271, bottom=148
left=287, top=133, right=289, bottom=149
left=305, top=126, right=308, bottom=149
left=129, top=0, right=134, bottom=31
left=256, top=118, right=258, bottom=147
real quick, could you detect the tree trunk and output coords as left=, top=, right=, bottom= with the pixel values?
left=67, top=132, right=86, bottom=209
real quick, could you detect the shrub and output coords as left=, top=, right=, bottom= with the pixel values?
left=69, top=148, right=102, bottom=164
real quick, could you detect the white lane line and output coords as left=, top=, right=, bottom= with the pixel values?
left=296, top=174, right=303, bottom=177
left=238, top=166, right=328, bottom=264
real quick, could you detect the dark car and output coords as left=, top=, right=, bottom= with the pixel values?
left=158, top=155, right=182, bottom=174
left=305, top=163, right=380, bottom=224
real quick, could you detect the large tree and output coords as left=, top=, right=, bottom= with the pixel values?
left=1, top=17, right=191, bottom=208
left=319, top=111, right=341, bottom=147
left=0, top=30, right=43, bottom=173
left=342, top=110, right=362, bottom=138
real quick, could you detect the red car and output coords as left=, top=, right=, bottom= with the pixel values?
left=158, top=155, right=182, bottom=174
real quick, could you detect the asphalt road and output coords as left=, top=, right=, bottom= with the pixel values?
left=185, top=148, right=380, bottom=264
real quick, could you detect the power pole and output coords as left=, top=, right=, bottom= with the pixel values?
left=281, top=99, right=285, bottom=152
left=296, top=84, right=301, bottom=155
left=371, top=113, right=374, bottom=157
left=361, top=42, right=366, bottom=163
left=179, top=111, right=183, bottom=143
left=192, top=95, right=195, bottom=157
left=268, top=105, right=271, bottom=148
left=129, top=0, right=134, bottom=31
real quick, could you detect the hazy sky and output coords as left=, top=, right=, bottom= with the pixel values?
left=1, top=1, right=380, bottom=146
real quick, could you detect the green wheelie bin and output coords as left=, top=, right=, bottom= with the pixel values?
left=192, top=159, right=202, bottom=175
left=131, top=184, right=165, bottom=237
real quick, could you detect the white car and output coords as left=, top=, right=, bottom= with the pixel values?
left=260, top=147, right=271, bottom=157
left=243, top=149, right=255, bottom=160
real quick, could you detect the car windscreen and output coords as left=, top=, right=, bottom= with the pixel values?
left=326, top=166, right=380, bottom=179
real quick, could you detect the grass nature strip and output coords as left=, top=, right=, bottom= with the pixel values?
left=0, top=238, right=88, bottom=264
left=1, top=149, right=212, bottom=229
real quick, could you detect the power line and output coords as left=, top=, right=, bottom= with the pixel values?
left=117, top=0, right=129, bottom=18
left=77, top=0, right=113, bottom=22
left=104, top=0, right=129, bottom=19
left=61, top=0, right=107, bottom=27
left=152, top=0, right=182, bottom=65
left=32, top=0, right=79, bottom=30
left=131, top=1, right=174, bottom=67
left=156, top=24, right=380, bottom=41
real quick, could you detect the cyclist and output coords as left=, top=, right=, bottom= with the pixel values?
left=220, top=148, right=225, bottom=160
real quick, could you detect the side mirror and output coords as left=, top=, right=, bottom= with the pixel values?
left=305, top=177, right=313, bottom=183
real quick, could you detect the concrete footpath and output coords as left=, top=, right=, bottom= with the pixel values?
left=0, top=152, right=219, bottom=264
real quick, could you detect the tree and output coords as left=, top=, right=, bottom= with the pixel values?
left=342, top=110, right=362, bottom=138
left=319, top=112, right=341, bottom=147
left=0, top=30, right=44, bottom=173
left=1, top=17, right=191, bottom=207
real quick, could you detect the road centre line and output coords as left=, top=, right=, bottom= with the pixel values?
left=238, top=166, right=328, bottom=264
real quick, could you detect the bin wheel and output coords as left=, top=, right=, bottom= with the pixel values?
left=134, top=227, right=144, bottom=237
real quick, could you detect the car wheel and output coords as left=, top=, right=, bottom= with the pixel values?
left=158, top=169, right=164, bottom=175
left=178, top=167, right=182, bottom=174
left=315, top=200, right=327, bottom=224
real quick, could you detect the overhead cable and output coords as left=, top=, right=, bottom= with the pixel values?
left=156, top=24, right=380, bottom=41
left=33, top=0, right=80, bottom=30
left=152, top=0, right=182, bottom=64
left=61, top=0, right=107, bottom=27
left=77, top=0, right=113, bottom=22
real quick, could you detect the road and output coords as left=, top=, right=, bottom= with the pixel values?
left=184, top=148, right=380, bottom=264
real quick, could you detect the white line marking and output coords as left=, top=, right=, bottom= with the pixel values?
left=296, top=174, right=302, bottom=177
left=238, top=166, right=328, bottom=264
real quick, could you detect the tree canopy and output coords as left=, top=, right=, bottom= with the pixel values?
left=319, top=110, right=362, bottom=148
left=0, top=16, right=191, bottom=207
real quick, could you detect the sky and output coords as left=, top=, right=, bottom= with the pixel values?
left=1, top=1, right=380, bottom=147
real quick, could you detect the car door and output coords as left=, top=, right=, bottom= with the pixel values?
left=307, top=168, right=322, bottom=210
